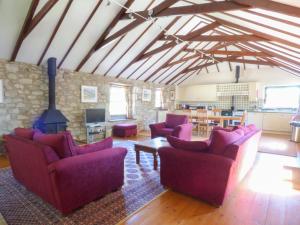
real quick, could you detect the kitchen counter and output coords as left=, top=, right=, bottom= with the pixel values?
left=249, top=110, right=296, bottom=114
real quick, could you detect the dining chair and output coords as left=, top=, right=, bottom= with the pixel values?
left=182, top=109, right=192, bottom=123
left=196, top=109, right=209, bottom=137
left=211, top=108, right=222, bottom=126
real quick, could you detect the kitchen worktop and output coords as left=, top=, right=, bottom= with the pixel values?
left=249, top=110, right=297, bottom=114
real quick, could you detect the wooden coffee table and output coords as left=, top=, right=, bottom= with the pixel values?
left=134, top=137, right=170, bottom=170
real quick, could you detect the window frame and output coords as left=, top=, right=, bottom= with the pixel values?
left=264, top=85, right=300, bottom=110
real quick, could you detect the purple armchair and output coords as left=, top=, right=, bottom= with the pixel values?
left=5, top=130, right=127, bottom=214
left=149, top=113, right=192, bottom=141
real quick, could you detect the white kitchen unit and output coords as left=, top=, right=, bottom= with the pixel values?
left=262, top=113, right=293, bottom=133
left=247, top=112, right=263, bottom=129
left=176, top=84, right=217, bottom=102
left=247, top=112, right=294, bottom=134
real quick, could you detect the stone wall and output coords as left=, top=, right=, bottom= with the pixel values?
left=0, top=60, right=176, bottom=141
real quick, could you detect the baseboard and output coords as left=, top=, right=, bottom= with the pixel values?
left=262, top=130, right=291, bottom=135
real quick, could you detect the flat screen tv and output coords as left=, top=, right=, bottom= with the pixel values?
left=85, top=108, right=105, bottom=124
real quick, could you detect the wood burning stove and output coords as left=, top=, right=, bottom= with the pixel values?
left=34, top=58, right=69, bottom=133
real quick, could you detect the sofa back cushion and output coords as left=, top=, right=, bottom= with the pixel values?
left=234, top=124, right=257, bottom=135
left=209, top=129, right=244, bottom=155
left=14, top=128, right=35, bottom=140
left=165, top=114, right=188, bottom=128
left=33, top=131, right=77, bottom=158
left=167, top=135, right=208, bottom=152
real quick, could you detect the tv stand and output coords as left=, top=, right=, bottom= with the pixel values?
left=86, top=123, right=106, bottom=144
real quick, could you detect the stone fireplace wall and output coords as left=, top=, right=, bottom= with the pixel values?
left=0, top=60, right=176, bottom=142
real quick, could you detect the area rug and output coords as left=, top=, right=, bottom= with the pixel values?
left=0, top=140, right=164, bottom=225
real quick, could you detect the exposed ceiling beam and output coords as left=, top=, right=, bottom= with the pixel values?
left=58, top=0, right=103, bottom=68
left=75, top=0, right=136, bottom=71
left=76, top=0, right=177, bottom=71
left=206, top=14, right=300, bottom=50
left=162, top=21, right=219, bottom=40
left=103, top=20, right=155, bottom=76
left=172, top=34, right=266, bottom=42
left=233, top=0, right=300, bottom=18
left=115, top=17, right=179, bottom=78
left=164, top=41, right=221, bottom=84
left=11, top=0, right=59, bottom=61
left=122, top=1, right=250, bottom=20
left=244, top=42, right=300, bottom=68
left=209, top=50, right=267, bottom=56
left=25, top=0, right=59, bottom=36
left=227, top=58, right=273, bottom=65
left=140, top=21, right=219, bottom=61
left=184, top=56, right=238, bottom=74
left=37, top=0, right=73, bottom=66
left=141, top=18, right=200, bottom=82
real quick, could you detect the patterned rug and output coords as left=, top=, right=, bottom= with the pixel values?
left=0, top=140, right=164, bottom=225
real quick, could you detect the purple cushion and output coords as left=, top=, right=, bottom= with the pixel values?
left=165, top=114, right=188, bottom=129
left=76, top=137, right=113, bottom=155
left=167, top=136, right=208, bottom=152
left=33, top=132, right=76, bottom=158
left=234, top=124, right=257, bottom=135
left=14, top=128, right=35, bottom=140
left=209, top=129, right=244, bottom=155
left=157, top=128, right=173, bottom=137
left=209, top=126, right=233, bottom=140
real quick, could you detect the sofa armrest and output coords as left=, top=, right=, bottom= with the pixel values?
left=172, top=123, right=193, bottom=141
left=48, top=147, right=127, bottom=214
left=149, top=122, right=166, bottom=138
left=158, top=146, right=234, bottom=206
left=149, top=122, right=166, bottom=130
left=75, top=137, right=113, bottom=155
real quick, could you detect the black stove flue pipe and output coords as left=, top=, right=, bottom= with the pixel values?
left=48, top=57, right=56, bottom=110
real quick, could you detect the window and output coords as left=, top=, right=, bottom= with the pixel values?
left=109, top=85, right=128, bottom=119
left=155, top=89, right=163, bottom=108
left=264, top=86, right=300, bottom=109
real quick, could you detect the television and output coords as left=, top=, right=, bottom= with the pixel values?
left=85, top=108, right=106, bottom=124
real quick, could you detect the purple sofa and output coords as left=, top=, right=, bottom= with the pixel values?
left=158, top=125, right=261, bottom=206
left=149, top=113, right=192, bottom=141
left=4, top=128, right=127, bottom=214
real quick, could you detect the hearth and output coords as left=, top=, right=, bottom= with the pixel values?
left=34, top=58, right=69, bottom=133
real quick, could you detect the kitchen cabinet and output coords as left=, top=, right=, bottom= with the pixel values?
left=176, top=84, right=217, bottom=102
left=247, top=112, right=263, bottom=129
left=262, top=113, right=293, bottom=133
left=248, top=112, right=294, bottom=133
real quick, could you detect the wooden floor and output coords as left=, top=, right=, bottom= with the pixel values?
left=0, top=155, right=9, bottom=169
left=259, top=133, right=300, bottom=157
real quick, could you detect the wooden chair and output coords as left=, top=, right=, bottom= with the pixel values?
left=182, top=109, right=192, bottom=123
left=195, top=109, right=209, bottom=137
left=210, top=108, right=222, bottom=126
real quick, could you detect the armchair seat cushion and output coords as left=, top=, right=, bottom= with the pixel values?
left=157, top=128, right=173, bottom=137
left=76, top=137, right=113, bottom=155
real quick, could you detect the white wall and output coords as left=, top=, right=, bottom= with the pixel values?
left=180, top=67, right=300, bottom=100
